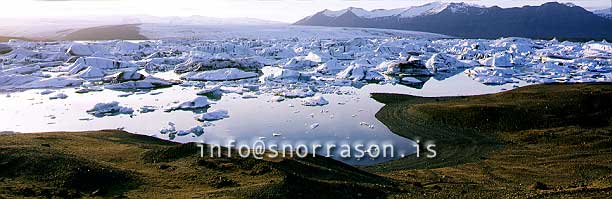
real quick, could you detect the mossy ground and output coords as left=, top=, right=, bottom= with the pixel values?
left=1, top=83, right=611, bottom=198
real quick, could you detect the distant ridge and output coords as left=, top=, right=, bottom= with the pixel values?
left=295, top=2, right=612, bottom=40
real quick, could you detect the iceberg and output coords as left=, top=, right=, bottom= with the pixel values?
left=48, top=93, right=68, bottom=100
left=181, top=68, right=258, bottom=81
left=302, top=96, right=329, bottom=106
left=176, top=126, right=205, bottom=137
left=66, top=43, right=95, bottom=56
left=87, top=102, right=134, bottom=117
left=174, top=56, right=263, bottom=73
left=68, top=57, right=138, bottom=75
left=17, top=77, right=83, bottom=89
left=282, top=56, right=319, bottom=70
left=105, top=76, right=173, bottom=90
left=336, top=64, right=367, bottom=81
left=166, top=96, right=212, bottom=111
left=196, top=109, right=229, bottom=121
left=481, top=53, right=513, bottom=67
left=75, top=66, right=106, bottom=79
left=425, top=53, right=469, bottom=72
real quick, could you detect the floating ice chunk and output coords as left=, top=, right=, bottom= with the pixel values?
left=87, top=101, right=134, bottom=117
left=302, top=96, right=329, bottom=106
left=40, top=90, right=54, bottom=95
left=17, top=77, right=83, bottom=89
left=220, top=86, right=245, bottom=94
left=533, top=62, right=571, bottom=74
left=160, top=122, right=176, bottom=134
left=196, top=109, right=229, bottom=121
left=401, top=77, right=423, bottom=84
left=473, top=76, right=514, bottom=85
left=115, top=41, right=143, bottom=54
left=1, top=64, right=40, bottom=75
left=68, top=57, right=137, bottom=75
left=66, top=43, right=95, bottom=56
left=481, top=53, right=513, bottom=67
left=242, top=93, right=258, bottom=99
left=75, top=66, right=106, bottom=79
left=139, top=106, right=157, bottom=113
left=465, top=67, right=516, bottom=77
left=364, top=70, right=385, bottom=81
left=105, top=76, right=173, bottom=90
left=49, top=93, right=68, bottom=100
left=315, top=59, right=345, bottom=74
left=425, top=53, right=469, bottom=72
left=283, top=89, right=315, bottom=98
left=166, top=96, right=211, bottom=112
left=260, top=66, right=310, bottom=82
left=582, top=42, right=612, bottom=58
left=270, top=96, right=285, bottom=102
left=282, top=56, right=319, bottom=70
left=177, top=126, right=205, bottom=137
left=196, top=85, right=222, bottom=96
left=304, top=52, right=331, bottom=63
left=181, top=68, right=258, bottom=81
left=310, top=123, right=320, bottom=129
left=105, top=69, right=144, bottom=82
left=174, top=56, right=263, bottom=73
left=336, top=64, right=367, bottom=81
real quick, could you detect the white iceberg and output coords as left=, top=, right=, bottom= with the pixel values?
left=425, top=53, right=469, bottom=72
left=196, top=109, right=229, bottom=121
left=17, top=77, right=84, bottom=89
left=49, top=93, right=68, bottom=100
left=87, top=102, right=134, bottom=117
left=302, top=96, right=329, bottom=106
left=401, top=77, right=423, bottom=84
left=181, top=68, right=258, bottom=81
left=176, top=126, right=205, bottom=137
left=282, top=56, right=319, bottom=70
left=76, top=66, right=106, bottom=79
left=336, top=64, right=367, bottom=81
left=105, top=76, right=173, bottom=90
left=66, top=43, right=95, bottom=56
left=68, top=57, right=137, bottom=75
left=481, top=53, right=513, bottom=67
left=166, top=96, right=212, bottom=111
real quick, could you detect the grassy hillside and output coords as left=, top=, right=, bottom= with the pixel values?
left=371, top=83, right=612, bottom=198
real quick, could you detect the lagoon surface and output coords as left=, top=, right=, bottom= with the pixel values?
left=0, top=71, right=526, bottom=165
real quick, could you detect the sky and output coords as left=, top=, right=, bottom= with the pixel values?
left=1, top=0, right=610, bottom=22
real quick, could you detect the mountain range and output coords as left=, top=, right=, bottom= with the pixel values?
left=294, top=2, right=612, bottom=40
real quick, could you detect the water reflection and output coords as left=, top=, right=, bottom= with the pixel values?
left=0, top=71, right=528, bottom=165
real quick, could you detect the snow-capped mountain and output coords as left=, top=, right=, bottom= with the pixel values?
left=295, top=2, right=612, bottom=40
left=319, top=2, right=478, bottom=19
left=594, top=8, right=612, bottom=19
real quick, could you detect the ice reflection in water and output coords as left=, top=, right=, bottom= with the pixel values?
left=0, top=71, right=527, bottom=165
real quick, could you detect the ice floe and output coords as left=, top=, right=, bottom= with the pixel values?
left=302, top=96, right=329, bottom=106
left=87, top=102, right=134, bottom=117
left=196, top=109, right=229, bottom=121
left=166, top=96, right=212, bottom=112
left=181, top=68, right=257, bottom=81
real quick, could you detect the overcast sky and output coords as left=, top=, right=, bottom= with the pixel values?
left=3, top=0, right=610, bottom=22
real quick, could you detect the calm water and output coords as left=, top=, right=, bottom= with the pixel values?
left=0, top=71, right=527, bottom=165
